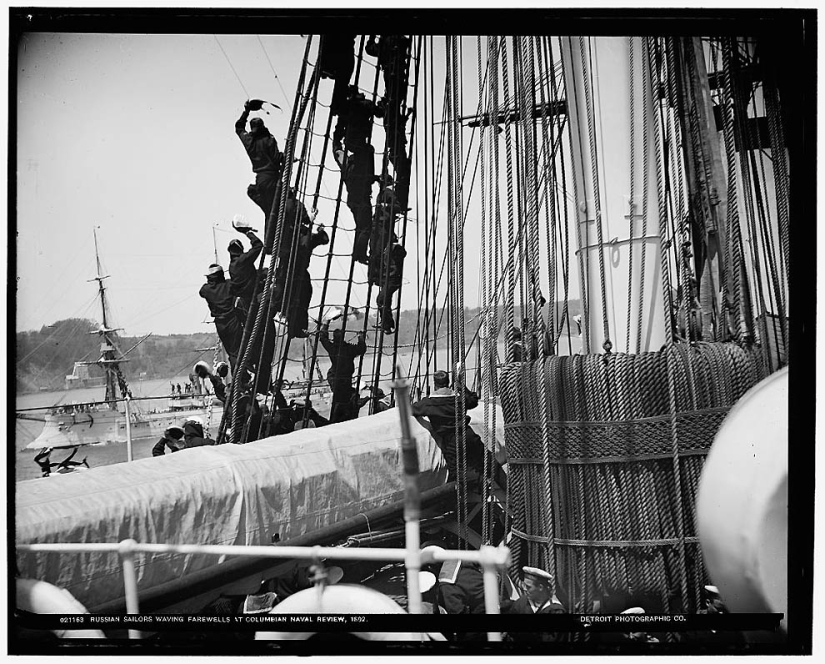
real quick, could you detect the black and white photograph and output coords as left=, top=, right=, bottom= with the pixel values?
left=8, top=6, right=814, bottom=657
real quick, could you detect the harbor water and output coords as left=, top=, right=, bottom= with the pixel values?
left=15, top=338, right=579, bottom=482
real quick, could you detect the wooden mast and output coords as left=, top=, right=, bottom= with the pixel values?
left=88, top=227, right=127, bottom=408
left=560, top=36, right=666, bottom=353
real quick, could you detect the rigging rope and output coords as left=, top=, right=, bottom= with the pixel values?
left=214, top=35, right=250, bottom=99
left=256, top=35, right=294, bottom=113
left=580, top=36, right=612, bottom=353
left=218, top=36, right=315, bottom=445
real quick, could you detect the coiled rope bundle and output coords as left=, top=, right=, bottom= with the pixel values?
left=499, top=341, right=766, bottom=613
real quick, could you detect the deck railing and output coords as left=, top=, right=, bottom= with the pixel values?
left=18, top=375, right=509, bottom=641
left=16, top=540, right=511, bottom=641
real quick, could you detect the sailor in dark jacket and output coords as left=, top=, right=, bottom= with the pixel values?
left=182, top=418, right=215, bottom=448
left=270, top=193, right=329, bottom=338
left=371, top=241, right=406, bottom=334
left=367, top=178, right=400, bottom=261
left=420, top=542, right=492, bottom=641
left=228, top=222, right=264, bottom=313
left=411, top=370, right=485, bottom=481
left=318, top=34, right=356, bottom=117
left=199, top=264, right=243, bottom=371
left=366, top=35, right=413, bottom=209
left=319, top=321, right=367, bottom=412
left=292, top=398, right=330, bottom=429
left=501, top=566, right=566, bottom=642
left=366, top=35, right=411, bottom=111
left=268, top=381, right=296, bottom=435
left=236, top=101, right=283, bottom=227
left=250, top=195, right=329, bottom=394
left=437, top=558, right=487, bottom=616
left=152, top=426, right=186, bottom=456
left=332, top=86, right=384, bottom=263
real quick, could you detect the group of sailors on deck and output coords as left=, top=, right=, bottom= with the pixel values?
left=175, top=551, right=571, bottom=643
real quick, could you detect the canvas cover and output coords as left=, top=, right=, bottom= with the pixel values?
left=15, top=410, right=450, bottom=610
left=15, top=403, right=507, bottom=611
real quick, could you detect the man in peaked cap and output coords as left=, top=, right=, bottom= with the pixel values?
left=199, top=264, right=243, bottom=371
left=501, top=566, right=566, bottom=642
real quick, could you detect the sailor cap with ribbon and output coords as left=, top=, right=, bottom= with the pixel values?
left=206, top=263, right=223, bottom=276
left=523, top=566, right=554, bottom=584
left=418, top=571, right=437, bottom=594
left=193, top=360, right=210, bottom=375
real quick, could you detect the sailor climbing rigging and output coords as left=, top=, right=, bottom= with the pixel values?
left=199, top=263, right=243, bottom=371
left=371, top=241, right=406, bottom=335
left=236, top=100, right=284, bottom=228
left=319, top=320, right=367, bottom=423
left=332, top=85, right=384, bottom=263
left=367, top=34, right=413, bottom=209
left=318, top=34, right=356, bottom=117
left=411, top=370, right=488, bottom=483
left=227, top=217, right=264, bottom=315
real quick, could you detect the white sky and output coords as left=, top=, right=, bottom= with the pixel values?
left=14, top=30, right=494, bottom=337
left=11, top=10, right=801, bottom=343
left=16, top=32, right=322, bottom=335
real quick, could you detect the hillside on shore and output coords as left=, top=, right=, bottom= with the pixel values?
left=16, top=302, right=580, bottom=393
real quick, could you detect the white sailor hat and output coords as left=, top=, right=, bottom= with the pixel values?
left=232, top=213, right=255, bottom=231
left=193, top=360, right=210, bottom=374
left=522, top=566, right=554, bottom=584
left=420, top=544, right=446, bottom=563
left=621, top=606, right=645, bottom=615
left=419, top=571, right=437, bottom=594
left=704, top=585, right=720, bottom=596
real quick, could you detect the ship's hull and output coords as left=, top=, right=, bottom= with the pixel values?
left=25, top=398, right=224, bottom=450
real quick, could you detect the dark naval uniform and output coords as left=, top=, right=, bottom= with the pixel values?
left=411, top=386, right=485, bottom=480
left=501, top=566, right=566, bottom=642
left=229, top=230, right=264, bottom=309
left=235, top=108, right=282, bottom=224
left=199, top=269, right=243, bottom=371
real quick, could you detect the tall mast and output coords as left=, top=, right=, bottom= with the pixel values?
left=88, top=227, right=124, bottom=407
left=560, top=36, right=666, bottom=353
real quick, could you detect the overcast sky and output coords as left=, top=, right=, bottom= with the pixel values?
left=14, top=27, right=504, bottom=341
left=16, top=32, right=327, bottom=335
